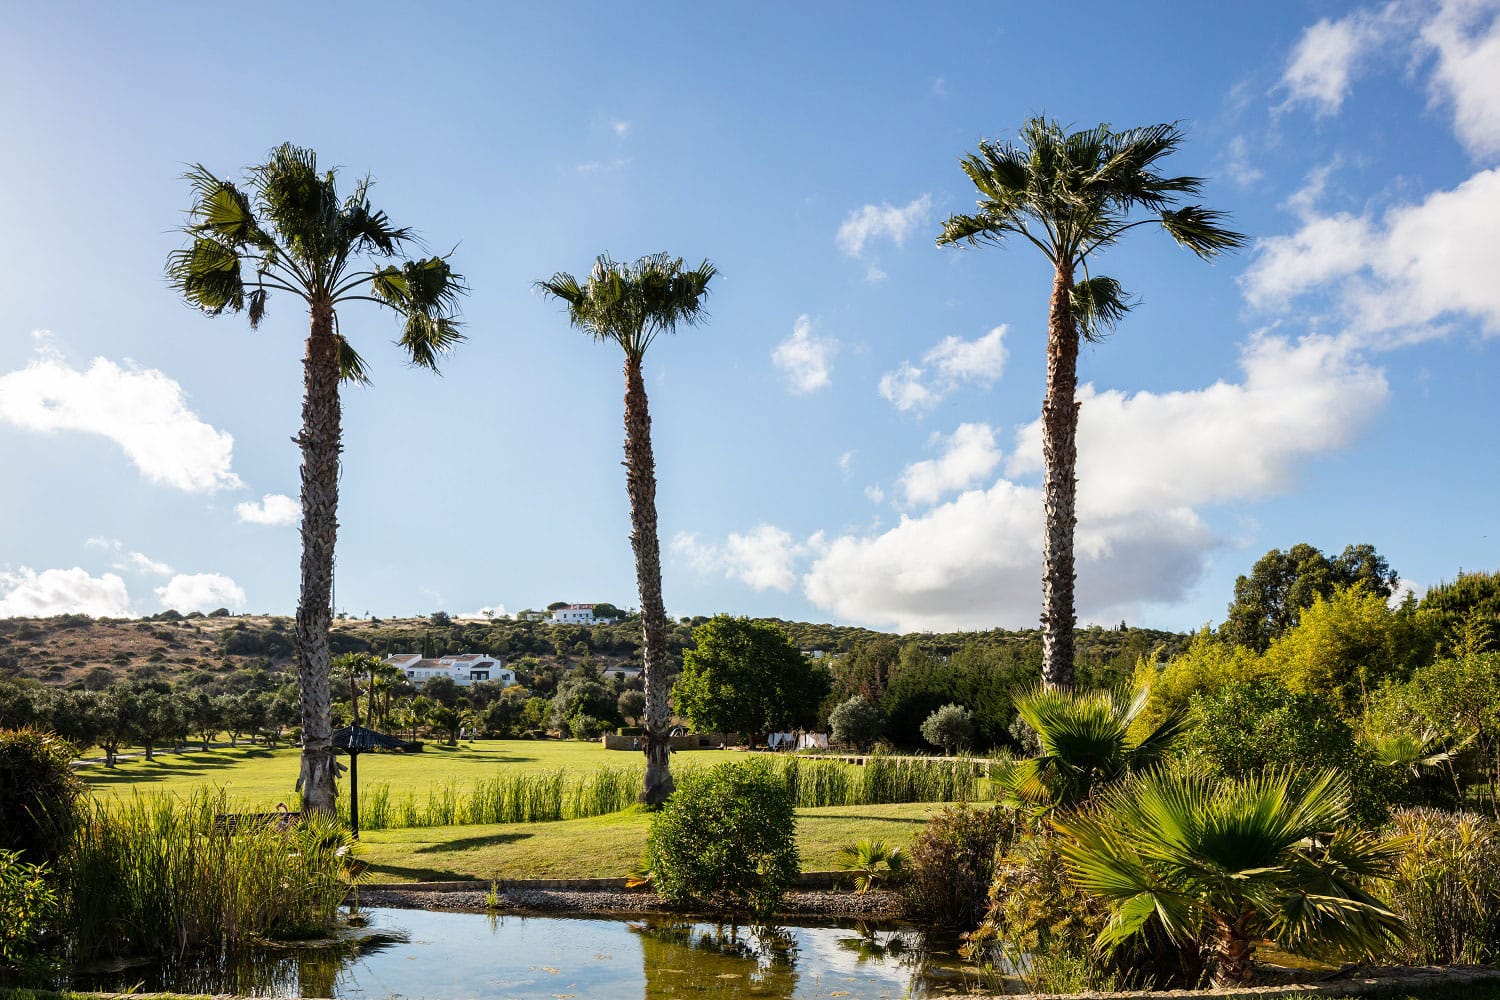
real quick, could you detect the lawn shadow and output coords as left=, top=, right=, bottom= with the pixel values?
left=808, top=814, right=932, bottom=824
left=365, top=862, right=477, bottom=882
left=80, top=748, right=283, bottom=786
left=414, top=832, right=530, bottom=854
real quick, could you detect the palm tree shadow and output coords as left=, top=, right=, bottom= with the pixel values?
left=414, top=832, right=530, bottom=854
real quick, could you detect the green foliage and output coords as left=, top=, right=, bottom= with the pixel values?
left=1262, top=588, right=1438, bottom=716
left=999, top=687, right=1181, bottom=812
left=903, top=803, right=1018, bottom=931
left=536, top=253, right=718, bottom=362
left=63, top=791, right=348, bottom=962
left=966, top=831, right=1124, bottom=994
left=828, top=695, right=884, bottom=750
left=1420, top=571, right=1500, bottom=656
left=1379, top=809, right=1500, bottom=965
left=876, top=641, right=1033, bottom=749
left=1133, top=629, right=1269, bottom=734
left=920, top=703, right=975, bottom=755
left=1184, top=680, right=1393, bottom=825
left=1222, top=542, right=1399, bottom=652
left=346, top=765, right=643, bottom=829
left=673, top=616, right=829, bottom=735
left=646, top=759, right=798, bottom=914
left=549, top=667, right=622, bottom=737
left=1369, top=654, right=1500, bottom=808
left=837, top=838, right=905, bottom=893
left=1055, top=767, right=1407, bottom=987
left=0, top=852, right=59, bottom=986
left=0, top=729, right=82, bottom=865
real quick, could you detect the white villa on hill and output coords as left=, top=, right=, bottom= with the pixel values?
left=548, top=603, right=617, bottom=625
left=385, top=652, right=515, bottom=688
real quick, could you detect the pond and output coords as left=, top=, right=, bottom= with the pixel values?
left=69, top=906, right=996, bottom=999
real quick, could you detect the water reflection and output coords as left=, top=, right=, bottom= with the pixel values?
left=67, top=906, right=985, bottom=999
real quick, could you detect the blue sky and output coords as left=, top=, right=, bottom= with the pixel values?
left=0, top=1, right=1496, bottom=631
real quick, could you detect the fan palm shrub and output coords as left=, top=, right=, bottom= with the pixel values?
left=998, top=685, right=1181, bottom=812
left=1054, top=767, right=1407, bottom=987
left=168, top=144, right=466, bottom=812
left=937, top=118, right=1244, bottom=688
left=838, top=838, right=905, bottom=893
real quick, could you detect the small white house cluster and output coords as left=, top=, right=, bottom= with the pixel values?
left=518, top=603, right=619, bottom=625
left=385, top=652, right=515, bottom=688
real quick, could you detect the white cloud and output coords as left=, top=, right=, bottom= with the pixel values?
left=0, top=343, right=241, bottom=492
left=1223, top=135, right=1265, bottom=188
left=838, top=450, right=856, bottom=476
left=1280, top=7, right=1399, bottom=115
left=459, top=605, right=510, bottom=621
left=0, top=567, right=132, bottom=618
left=611, top=120, right=631, bottom=138
left=673, top=526, right=822, bottom=592
left=836, top=195, right=932, bottom=265
left=1244, top=167, right=1500, bottom=339
left=772, top=315, right=839, bottom=393
left=1389, top=577, right=1427, bottom=607
left=84, top=537, right=172, bottom=577
left=1422, top=0, right=1500, bottom=159
left=237, top=493, right=301, bottom=527
left=898, top=423, right=1003, bottom=507
left=879, top=326, right=1008, bottom=413
left=156, top=573, right=246, bottom=613
left=864, top=485, right=886, bottom=504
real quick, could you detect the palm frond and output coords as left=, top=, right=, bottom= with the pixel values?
left=1070, top=276, right=1133, bottom=343
left=535, top=253, right=718, bottom=359
left=337, top=335, right=371, bottom=386
left=166, top=238, right=246, bottom=315
left=1160, top=206, right=1247, bottom=259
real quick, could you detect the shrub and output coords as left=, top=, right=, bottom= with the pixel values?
left=966, top=831, right=1122, bottom=994
left=829, top=695, right=884, bottom=750
left=921, top=703, right=975, bottom=755
left=0, top=850, right=59, bottom=986
left=1379, top=808, right=1500, bottom=965
left=904, top=803, right=1017, bottom=931
left=837, top=838, right=904, bottom=893
left=0, top=729, right=82, bottom=864
left=646, top=759, right=798, bottom=914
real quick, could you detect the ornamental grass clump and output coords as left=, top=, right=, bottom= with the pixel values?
left=645, top=759, right=798, bottom=915
left=64, top=790, right=348, bottom=962
left=1378, top=808, right=1500, bottom=965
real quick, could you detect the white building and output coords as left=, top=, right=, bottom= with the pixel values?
left=548, top=603, right=617, bottom=625
left=601, top=664, right=642, bottom=681
left=385, top=652, right=515, bottom=688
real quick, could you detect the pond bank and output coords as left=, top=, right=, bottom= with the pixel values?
left=358, top=881, right=906, bottom=920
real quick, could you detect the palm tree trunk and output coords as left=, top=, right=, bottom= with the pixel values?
left=1210, top=913, right=1258, bottom=986
left=294, top=301, right=342, bottom=814
left=1040, top=265, right=1080, bottom=690
left=623, top=355, right=674, bottom=806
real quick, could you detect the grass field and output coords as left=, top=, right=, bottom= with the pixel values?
left=356, top=801, right=950, bottom=882
left=79, top=739, right=733, bottom=809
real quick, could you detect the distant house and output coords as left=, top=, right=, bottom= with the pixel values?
left=516, top=610, right=548, bottom=622
left=386, top=652, right=515, bottom=688
left=601, top=664, right=642, bottom=681
left=548, top=603, right=617, bottom=626
left=800, top=649, right=827, bottom=660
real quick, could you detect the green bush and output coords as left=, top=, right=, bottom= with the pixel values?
left=920, top=703, right=975, bottom=755
left=0, top=851, right=59, bottom=986
left=903, top=803, right=1017, bottom=931
left=0, top=729, right=82, bottom=865
left=646, top=759, right=798, bottom=914
left=828, top=695, right=883, bottom=750
left=1379, top=808, right=1500, bottom=965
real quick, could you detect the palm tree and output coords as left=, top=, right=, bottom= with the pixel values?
left=937, top=119, right=1244, bottom=689
left=999, top=685, right=1182, bottom=812
left=1055, top=767, right=1407, bottom=987
left=536, top=253, right=718, bottom=806
left=167, top=144, right=466, bottom=814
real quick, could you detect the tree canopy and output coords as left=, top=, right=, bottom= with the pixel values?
left=672, top=616, right=829, bottom=735
left=1222, top=543, right=1400, bottom=652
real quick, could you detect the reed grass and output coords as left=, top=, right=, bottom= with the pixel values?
left=63, top=791, right=347, bottom=962
left=342, top=755, right=985, bottom=830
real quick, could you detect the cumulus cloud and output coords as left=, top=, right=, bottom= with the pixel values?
left=837, top=195, right=932, bottom=279
left=85, top=536, right=172, bottom=576
left=838, top=450, right=856, bottom=476
left=459, top=605, right=510, bottom=621
left=156, top=573, right=246, bottom=613
left=772, top=315, right=839, bottom=393
left=1280, top=9, right=1396, bottom=115
left=673, top=526, right=823, bottom=592
left=0, top=343, right=241, bottom=492
left=0, top=567, right=131, bottom=618
left=1422, top=0, right=1500, bottom=159
left=879, top=326, right=1008, bottom=413
left=1244, top=167, right=1500, bottom=340
left=898, top=423, right=1003, bottom=507
left=237, top=493, right=301, bottom=526
left=611, top=119, right=631, bottom=138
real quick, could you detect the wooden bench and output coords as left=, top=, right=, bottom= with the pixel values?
left=212, top=810, right=301, bottom=833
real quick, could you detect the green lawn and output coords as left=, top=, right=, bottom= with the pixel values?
left=357, top=801, right=948, bottom=882
left=80, top=739, right=732, bottom=810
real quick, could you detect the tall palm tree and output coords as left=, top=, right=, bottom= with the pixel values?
left=536, top=253, right=718, bottom=806
left=1055, top=767, right=1407, bottom=986
left=937, top=119, right=1244, bottom=689
left=167, top=144, right=465, bottom=814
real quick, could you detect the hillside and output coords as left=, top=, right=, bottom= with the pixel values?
left=0, top=611, right=1187, bottom=689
